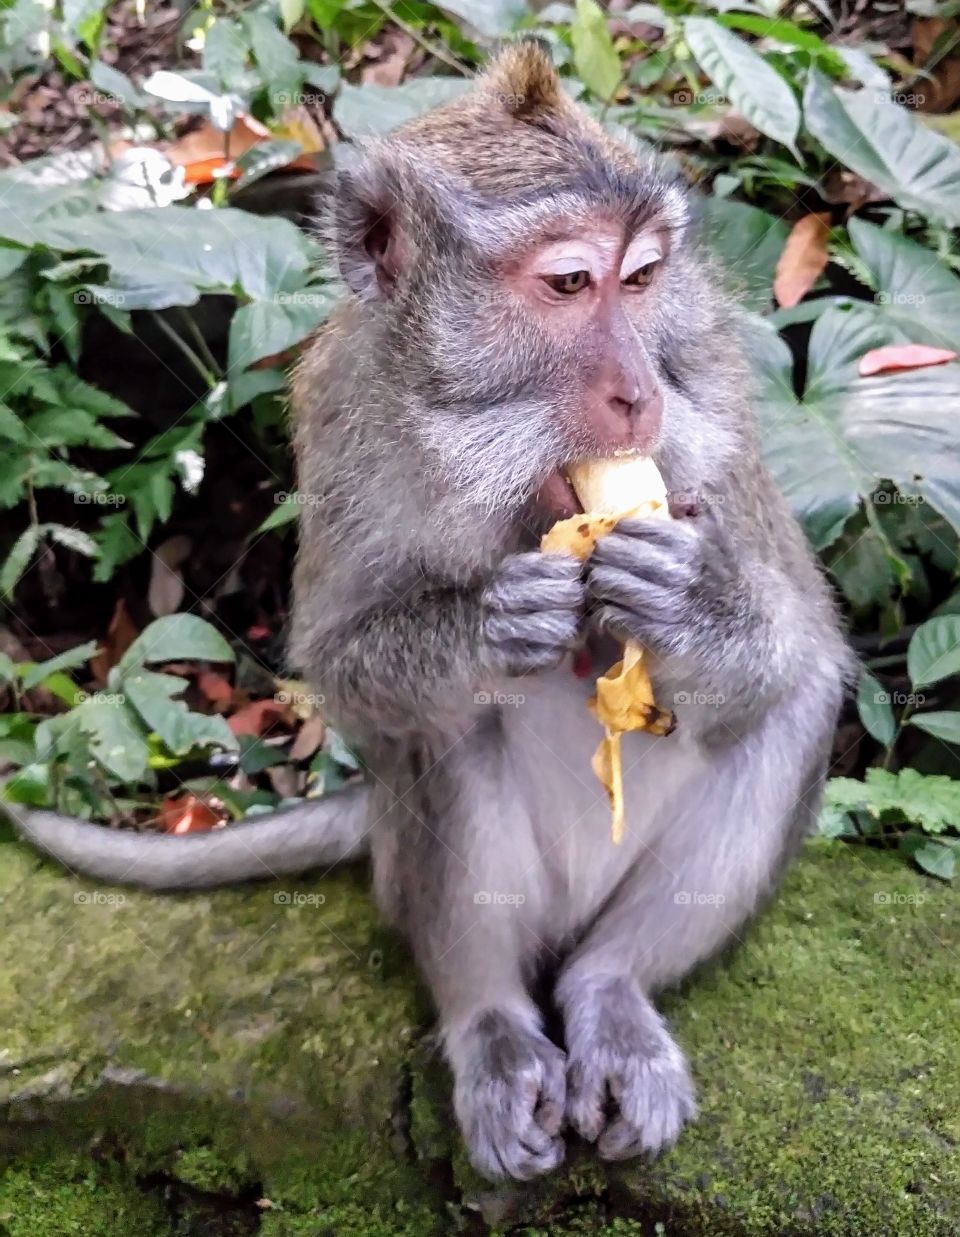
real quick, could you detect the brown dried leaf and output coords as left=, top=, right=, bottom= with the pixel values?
left=774, top=213, right=830, bottom=309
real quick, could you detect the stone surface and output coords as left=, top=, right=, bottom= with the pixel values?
left=0, top=838, right=957, bottom=1235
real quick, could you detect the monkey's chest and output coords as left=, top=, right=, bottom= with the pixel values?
left=499, top=660, right=702, bottom=935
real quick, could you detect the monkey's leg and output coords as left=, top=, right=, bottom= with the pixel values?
left=556, top=710, right=825, bottom=1161
left=376, top=748, right=566, bottom=1182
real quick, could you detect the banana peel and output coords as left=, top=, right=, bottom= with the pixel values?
left=541, top=457, right=674, bottom=844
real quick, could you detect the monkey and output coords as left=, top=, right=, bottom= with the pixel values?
left=8, top=42, right=851, bottom=1181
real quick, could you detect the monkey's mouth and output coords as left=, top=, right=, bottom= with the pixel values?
left=537, top=469, right=583, bottom=520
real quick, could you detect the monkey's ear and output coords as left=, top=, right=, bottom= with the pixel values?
left=333, top=152, right=408, bottom=300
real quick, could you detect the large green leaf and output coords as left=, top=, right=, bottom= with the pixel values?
left=124, top=670, right=238, bottom=756
left=118, top=614, right=235, bottom=674
left=908, top=617, right=960, bottom=689
left=437, top=0, right=528, bottom=37
left=848, top=217, right=960, bottom=353
left=227, top=290, right=334, bottom=374
left=803, top=71, right=960, bottom=227
left=72, top=697, right=150, bottom=783
left=755, top=304, right=960, bottom=548
left=909, top=711, right=960, bottom=745
left=0, top=193, right=312, bottom=302
left=699, top=197, right=788, bottom=312
left=572, top=0, right=622, bottom=103
left=683, top=17, right=800, bottom=153
left=334, top=79, right=472, bottom=138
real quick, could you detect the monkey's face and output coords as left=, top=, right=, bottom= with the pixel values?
left=402, top=205, right=689, bottom=521
left=334, top=144, right=701, bottom=520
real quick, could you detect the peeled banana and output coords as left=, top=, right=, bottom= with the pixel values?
left=541, top=454, right=674, bottom=844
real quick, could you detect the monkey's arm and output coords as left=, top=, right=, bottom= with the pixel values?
left=305, top=551, right=584, bottom=737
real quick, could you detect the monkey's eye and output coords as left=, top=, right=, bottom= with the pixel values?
left=623, top=261, right=658, bottom=288
left=543, top=270, right=591, bottom=296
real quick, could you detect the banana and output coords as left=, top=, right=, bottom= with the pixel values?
left=541, top=454, right=673, bottom=843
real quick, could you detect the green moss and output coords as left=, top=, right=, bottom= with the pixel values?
left=0, top=1153, right=169, bottom=1236
left=2, top=840, right=959, bottom=1234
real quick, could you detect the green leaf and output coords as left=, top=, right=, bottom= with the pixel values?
left=683, top=17, right=800, bottom=153
left=754, top=304, right=960, bottom=549
left=257, top=496, right=300, bottom=532
left=908, top=616, right=960, bottom=688
left=0, top=198, right=313, bottom=302
left=72, top=697, right=150, bottom=782
left=856, top=671, right=897, bottom=746
left=3, top=762, right=51, bottom=807
left=714, top=12, right=847, bottom=76
left=203, top=18, right=251, bottom=92
left=699, top=198, right=788, bottom=312
left=118, top=614, right=235, bottom=674
left=437, top=0, right=528, bottom=36
left=803, top=71, right=960, bottom=228
left=89, top=60, right=144, bottom=108
left=93, top=513, right=141, bottom=582
left=0, top=524, right=40, bottom=598
left=909, top=711, right=960, bottom=745
left=280, top=0, right=306, bottom=32
left=333, top=78, right=472, bottom=138
left=825, top=768, right=960, bottom=836
left=228, top=292, right=334, bottom=373
left=848, top=217, right=960, bottom=354
left=124, top=670, right=238, bottom=756
left=242, top=12, right=303, bottom=104
left=233, top=140, right=302, bottom=191
left=571, top=0, right=622, bottom=103
left=900, top=832, right=957, bottom=880
left=47, top=524, right=98, bottom=558
left=20, top=639, right=99, bottom=691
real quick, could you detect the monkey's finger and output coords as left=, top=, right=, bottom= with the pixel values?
left=533, top=1045, right=567, bottom=1136
left=485, top=553, right=583, bottom=615
left=590, top=531, right=699, bottom=588
left=587, top=566, right=680, bottom=626
left=485, top=609, right=580, bottom=654
left=611, top=516, right=700, bottom=549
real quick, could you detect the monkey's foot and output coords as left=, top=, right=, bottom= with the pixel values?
left=562, top=976, right=696, bottom=1160
left=451, top=1009, right=567, bottom=1181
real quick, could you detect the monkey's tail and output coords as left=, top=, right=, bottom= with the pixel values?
left=4, top=784, right=370, bottom=891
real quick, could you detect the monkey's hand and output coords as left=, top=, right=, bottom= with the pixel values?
left=584, top=515, right=729, bottom=659
left=482, top=552, right=584, bottom=677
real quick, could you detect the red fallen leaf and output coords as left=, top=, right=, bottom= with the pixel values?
left=197, top=670, right=234, bottom=706
left=159, top=794, right=224, bottom=835
left=90, top=598, right=139, bottom=685
left=228, top=697, right=295, bottom=737
left=858, top=344, right=958, bottom=377
left=774, top=213, right=830, bottom=309
left=182, top=156, right=241, bottom=185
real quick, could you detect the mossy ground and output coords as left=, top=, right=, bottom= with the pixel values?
left=0, top=838, right=957, bottom=1235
